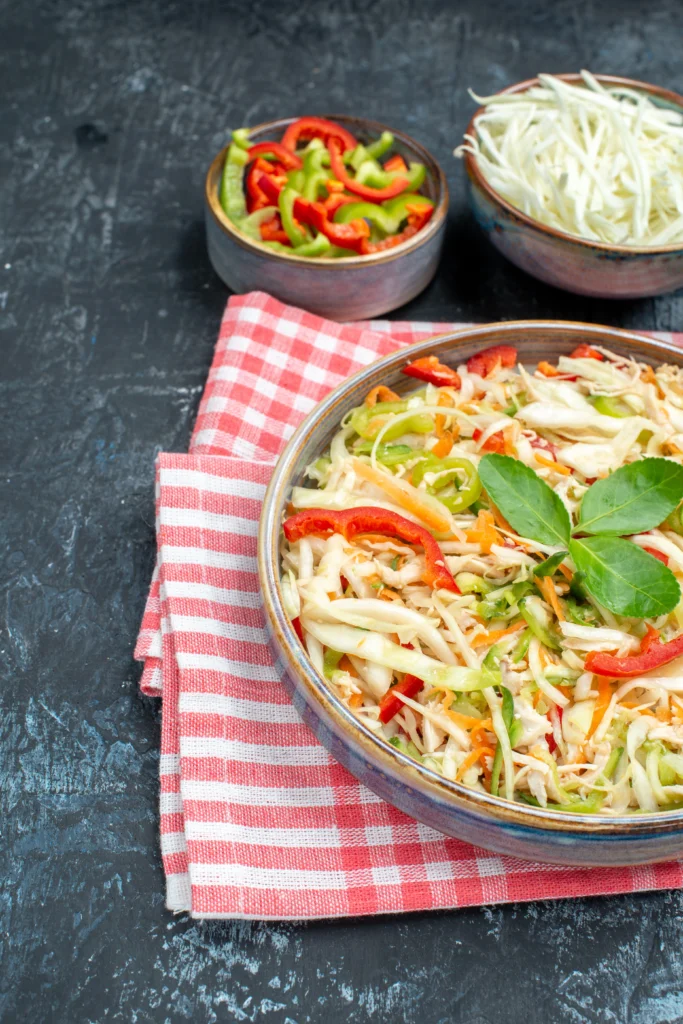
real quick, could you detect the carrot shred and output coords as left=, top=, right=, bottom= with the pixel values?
left=365, top=384, right=399, bottom=406
left=466, top=509, right=502, bottom=554
left=537, top=361, right=560, bottom=377
left=339, top=656, right=359, bottom=677
left=435, top=391, right=453, bottom=437
left=348, top=692, right=364, bottom=708
left=588, top=676, right=614, bottom=737
left=470, top=620, right=526, bottom=648
left=558, top=563, right=574, bottom=581
left=432, top=431, right=454, bottom=458
left=535, top=452, right=571, bottom=475
left=455, top=746, right=494, bottom=782
left=538, top=575, right=565, bottom=621
left=446, top=711, right=493, bottom=731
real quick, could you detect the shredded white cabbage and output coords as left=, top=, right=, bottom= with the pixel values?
left=455, top=71, right=683, bottom=247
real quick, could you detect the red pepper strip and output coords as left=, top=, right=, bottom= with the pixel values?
left=584, top=626, right=683, bottom=678
left=467, top=345, right=518, bottom=378
left=259, top=219, right=291, bottom=245
left=246, top=158, right=275, bottom=211
left=546, top=706, right=563, bottom=753
left=359, top=204, right=434, bottom=255
left=291, top=616, right=305, bottom=645
left=255, top=172, right=370, bottom=252
left=643, top=545, right=669, bottom=566
left=473, top=428, right=506, bottom=454
left=570, top=344, right=604, bottom=360
left=283, top=506, right=459, bottom=592
left=323, top=193, right=358, bottom=216
left=383, top=154, right=409, bottom=175
left=246, top=142, right=302, bottom=170
left=378, top=675, right=424, bottom=723
left=281, top=116, right=358, bottom=153
left=402, top=355, right=461, bottom=389
left=328, top=138, right=409, bottom=201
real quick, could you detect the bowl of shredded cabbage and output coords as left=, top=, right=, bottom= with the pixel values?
left=456, top=72, right=683, bottom=299
left=260, top=322, right=683, bottom=865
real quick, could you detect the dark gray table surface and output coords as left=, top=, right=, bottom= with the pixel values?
left=3, top=0, right=683, bottom=1021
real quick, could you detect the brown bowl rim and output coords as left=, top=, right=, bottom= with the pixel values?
left=463, top=74, right=683, bottom=256
left=259, top=320, right=683, bottom=837
left=205, top=114, right=449, bottom=268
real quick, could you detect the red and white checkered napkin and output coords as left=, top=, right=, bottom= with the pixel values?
left=136, top=291, right=683, bottom=919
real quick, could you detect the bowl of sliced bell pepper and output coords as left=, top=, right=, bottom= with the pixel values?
left=204, top=115, right=448, bottom=321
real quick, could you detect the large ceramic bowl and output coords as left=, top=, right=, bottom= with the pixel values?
left=205, top=115, right=448, bottom=321
left=259, top=321, right=683, bottom=867
left=462, top=75, right=683, bottom=299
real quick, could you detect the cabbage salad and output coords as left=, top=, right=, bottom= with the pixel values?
left=280, top=342, right=683, bottom=814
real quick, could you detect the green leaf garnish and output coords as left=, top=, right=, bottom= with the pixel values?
left=532, top=551, right=569, bottom=577
left=478, top=454, right=571, bottom=547
left=568, top=536, right=681, bottom=617
left=576, top=458, right=683, bottom=536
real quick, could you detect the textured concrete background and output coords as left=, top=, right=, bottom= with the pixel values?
left=2, top=0, right=683, bottom=1021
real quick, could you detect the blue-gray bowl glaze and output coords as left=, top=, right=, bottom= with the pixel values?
left=259, top=322, right=683, bottom=866
left=463, top=75, right=683, bottom=299
left=205, top=115, right=448, bottom=321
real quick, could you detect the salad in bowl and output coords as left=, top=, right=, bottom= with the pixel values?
left=280, top=341, right=683, bottom=816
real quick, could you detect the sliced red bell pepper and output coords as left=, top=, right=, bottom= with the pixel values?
left=283, top=506, right=459, bottom=592
left=473, top=428, right=506, bottom=454
left=378, top=675, right=424, bottom=723
left=255, top=172, right=369, bottom=252
left=359, top=204, right=434, bottom=255
left=247, top=142, right=302, bottom=170
left=328, top=138, right=408, bottom=201
left=383, top=153, right=409, bottom=175
left=467, top=345, right=518, bottom=378
left=546, top=706, right=563, bottom=753
left=281, top=116, right=358, bottom=154
left=570, top=344, right=604, bottom=360
left=643, top=545, right=669, bottom=566
left=291, top=616, right=305, bottom=645
left=402, top=355, right=461, bottom=389
left=323, top=193, right=358, bottom=216
left=259, top=217, right=291, bottom=245
left=246, top=158, right=275, bottom=212
left=584, top=625, right=683, bottom=678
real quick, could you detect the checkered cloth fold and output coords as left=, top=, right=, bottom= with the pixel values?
left=137, top=291, right=683, bottom=919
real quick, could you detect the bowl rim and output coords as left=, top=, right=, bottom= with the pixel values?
left=462, top=73, right=683, bottom=256
left=259, top=320, right=683, bottom=837
left=205, top=113, right=449, bottom=268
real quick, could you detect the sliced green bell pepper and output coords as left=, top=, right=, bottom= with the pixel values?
left=220, top=142, right=249, bottom=222
left=236, top=206, right=279, bottom=241
left=279, top=187, right=308, bottom=247
left=365, top=131, right=394, bottom=160
left=412, top=455, right=481, bottom=513
left=231, top=127, right=251, bottom=150
left=351, top=442, right=415, bottom=466
left=350, top=400, right=433, bottom=442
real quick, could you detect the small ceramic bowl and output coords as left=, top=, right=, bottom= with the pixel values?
left=259, top=321, right=683, bottom=867
left=463, top=75, right=683, bottom=299
left=205, top=115, right=448, bottom=321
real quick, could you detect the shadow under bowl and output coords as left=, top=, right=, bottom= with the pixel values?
left=205, top=115, right=448, bottom=321
left=463, top=75, right=683, bottom=299
left=259, top=320, right=683, bottom=867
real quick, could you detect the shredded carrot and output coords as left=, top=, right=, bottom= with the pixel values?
left=488, top=502, right=514, bottom=534
left=455, top=746, right=495, bottom=782
left=326, top=178, right=345, bottom=192
left=558, top=563, right=574, bottom=581
left=537, top=361, right=560, bottom=377
left=641, top=365, right=656, bottom=385
left=378, top=588, right=402, bottom=602
left=446, top=711, right=493, bottom=731
left=434, top=391, right=454, bottom=437
left=503, top=430, right=516, bottom=456
left=365, top=384, right=400, bottom=406
left=339, top=656, right=359, bottom=678
left=466, top=509, right=502, bottom=554
left=588, top=676, right=614, bottom=737
left=557, top=685, right=573, bottom=700
left=470, top=620, right=526, bottom=648
left=535, top=452, right=571, bottom=476
left=348, top=692, right=364, bottom=708
left=538, top=575, right=565, bottom=621
left=432, top=431, right=454, bottom=458
left=352, top=458, right=453, bottom=533
left=656, top=705, right=672, bottom=723
left=533, top=689, right=542, bottom=708
left=538, top=647, right=549, bottom=668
